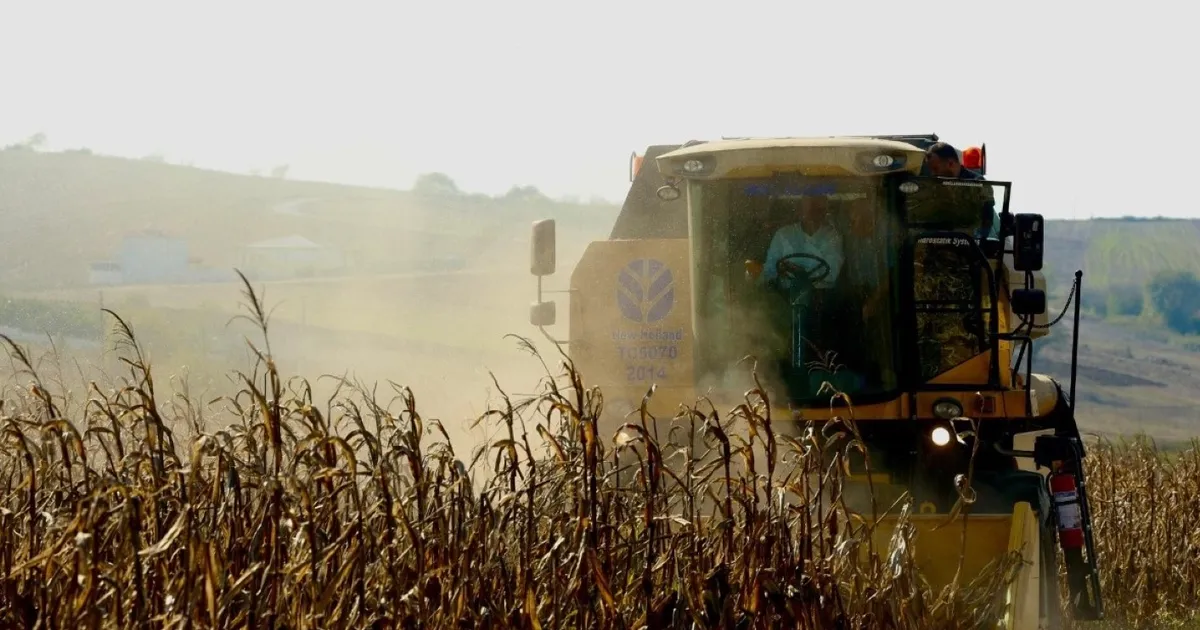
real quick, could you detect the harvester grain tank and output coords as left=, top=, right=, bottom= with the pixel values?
left=527, top=133, right=1102, bottom=627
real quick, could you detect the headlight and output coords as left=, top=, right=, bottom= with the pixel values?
left=857, top=151, right=907, bottom=172
left=932, top=398, right=963, bottom=420
left=670, top=154, right=715, bottom=176
left=931, top=426, right=951, bottom=447
left=656, top=185, right=681, bottom=201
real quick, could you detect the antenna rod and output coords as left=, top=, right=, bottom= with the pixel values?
left=1069, top=270, right=1083, bottom=413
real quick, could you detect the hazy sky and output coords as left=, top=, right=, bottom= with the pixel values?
left=3, top=0, right=1196, bottom=218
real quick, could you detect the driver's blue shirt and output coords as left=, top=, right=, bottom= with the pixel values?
left=761, top=222, right=844, bottom=290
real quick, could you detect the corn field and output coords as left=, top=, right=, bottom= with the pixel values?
left=0, top=277, right=1195, bottom=629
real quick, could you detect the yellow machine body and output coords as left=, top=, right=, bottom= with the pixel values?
left=564, top=137, right=1053, bottom=424
left=867, top=502, right=1044, bottom=628
left=530, top=134, right=1099, bottom=628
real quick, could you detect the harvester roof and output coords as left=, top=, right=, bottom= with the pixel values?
left=656, top=136, right=928, bottom=179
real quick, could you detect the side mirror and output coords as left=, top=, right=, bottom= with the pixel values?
left=1012, top=213, right=1044, bottom=271
left=1011, top=288, right=1047, bottom=316
left=530, top=300, right=556, bottom=327
left=531, top=219, right=556, bottom=277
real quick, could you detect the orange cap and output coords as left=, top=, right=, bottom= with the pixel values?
left=962, top=146, right=983, bottom=170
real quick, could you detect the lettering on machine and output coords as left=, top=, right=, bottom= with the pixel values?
left=613, top=258, right=685, bottom=384
left=920, top=236, right=973, bottom=248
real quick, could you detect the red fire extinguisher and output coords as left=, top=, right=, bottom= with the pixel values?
left=1032, top=433, right=1102, bottom=620
left=1050, top=465, right=1085, bottom=550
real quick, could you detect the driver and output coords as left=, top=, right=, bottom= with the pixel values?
left=760, top=194, right=844, bottom=291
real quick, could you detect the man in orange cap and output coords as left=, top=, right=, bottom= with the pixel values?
left=924, top=142, right=998, bottom=240
left=925, top=142, right=982, bottom=179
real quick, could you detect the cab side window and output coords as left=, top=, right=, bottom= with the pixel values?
left=911, top=239, right=991, bottom=381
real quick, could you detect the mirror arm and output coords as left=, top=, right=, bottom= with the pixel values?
left=535, top=275, right=570, bottom=347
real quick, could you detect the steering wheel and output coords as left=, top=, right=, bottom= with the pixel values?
left=775, top=252, right=832, bottom=293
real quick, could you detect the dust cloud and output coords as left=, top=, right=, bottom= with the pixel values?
left=0, top=171, right=597, bottom=479
left=1, top=276, right=557, bottom=458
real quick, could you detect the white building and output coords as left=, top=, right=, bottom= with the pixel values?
left=87, top=230, right=192, bottom=285
left=119, top=232, right=190, bottom=283
left=240, top=235, right=345, bottom=279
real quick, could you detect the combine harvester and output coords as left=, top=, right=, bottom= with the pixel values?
left=526, top=134, right=1102, bottom=627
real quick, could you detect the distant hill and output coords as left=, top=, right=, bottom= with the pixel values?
left=1041, top=217, right=1200, bottom=296
left=0, top=148, right=618, bottom=290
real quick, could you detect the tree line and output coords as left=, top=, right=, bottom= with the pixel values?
left=1080, top=270, right=1200, bottom=335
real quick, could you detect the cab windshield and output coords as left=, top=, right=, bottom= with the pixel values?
left=687, top=174, right=902, bottom=406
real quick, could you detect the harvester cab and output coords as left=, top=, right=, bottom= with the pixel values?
left=527, top=134, right=1102, bottom=627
